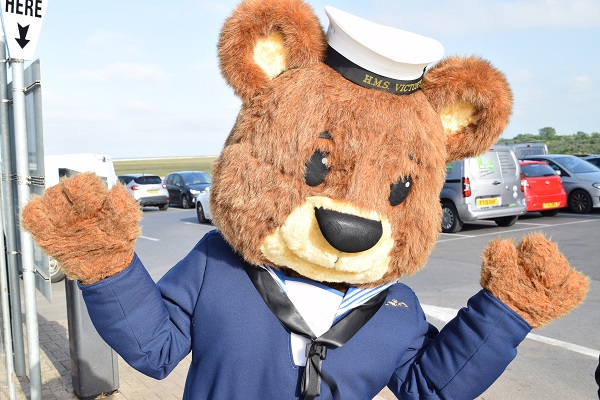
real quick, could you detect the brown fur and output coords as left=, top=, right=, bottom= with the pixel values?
left=21, top=172, right=142, bottom=284
left=21, top=0, right=588, bottom=329
left=211, top=64, right=448, bottom=285
left=481, top=233, right=589, bottom=328
left=218, top=0, right=326, bottom=102
left=421, top=56, right=513, bottom=162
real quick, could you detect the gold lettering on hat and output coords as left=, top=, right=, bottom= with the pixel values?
left=396, top=79, right=423, bottom=93
left=363, top=74, right=391, bottom=90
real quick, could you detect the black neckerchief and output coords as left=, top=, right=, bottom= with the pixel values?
left=244, top=264, right=388, bottom=399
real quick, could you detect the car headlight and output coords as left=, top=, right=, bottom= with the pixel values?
left=592, top=183, right=600, bottom=190
left=190, top=189, right=201, bottom=195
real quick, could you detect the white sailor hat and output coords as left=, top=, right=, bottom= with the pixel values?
left=324, top=6, right=444, bottom=95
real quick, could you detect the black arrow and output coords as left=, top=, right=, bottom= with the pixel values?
left=15, top=23, right=30, bottom=49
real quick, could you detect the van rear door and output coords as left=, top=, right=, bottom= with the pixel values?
left=466, top=150, right=520, bottom=210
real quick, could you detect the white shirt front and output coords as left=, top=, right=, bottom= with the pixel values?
left=261, top=266, right=396, bottom=365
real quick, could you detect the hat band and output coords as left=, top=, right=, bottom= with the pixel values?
left=324, top=46, right=424, bottom=95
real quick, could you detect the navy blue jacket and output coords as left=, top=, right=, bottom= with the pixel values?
left=81, top=230, right=531, bottom=399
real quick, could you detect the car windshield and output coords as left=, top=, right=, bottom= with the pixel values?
left=182, top=172, right=211, bottom=185
left=521, top=163, right=557, bottom=178
left=555, top=156, right=600, bottom=173
left=134, top=176, right=162, bottom=184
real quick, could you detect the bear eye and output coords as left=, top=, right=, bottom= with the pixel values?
left=305, top=150, right=329, bottom=187
left=389, top=176, right=412, bottom=206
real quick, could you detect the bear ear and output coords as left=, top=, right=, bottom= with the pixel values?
left=421, top=56, right=513, bottom=163
left=218, top=0, right=326, bottom=102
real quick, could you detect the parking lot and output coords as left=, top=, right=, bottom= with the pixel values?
left=36, top=207, right=600, bottom=399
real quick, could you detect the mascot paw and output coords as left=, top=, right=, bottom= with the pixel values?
left=22, top=172, right=142, bottom=284
left=480, top=233, right=589, bottom=328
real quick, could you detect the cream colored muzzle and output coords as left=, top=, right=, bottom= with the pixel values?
left=260, top=196, right=394, bottom=284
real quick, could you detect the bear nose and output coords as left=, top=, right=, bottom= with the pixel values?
left=314, top=207, right=383, bottom=253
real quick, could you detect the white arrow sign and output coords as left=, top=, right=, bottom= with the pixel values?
left=0, top=0, right=49, bottom=60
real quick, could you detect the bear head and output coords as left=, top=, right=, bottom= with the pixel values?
left=210, top=0, right=512, bottom=287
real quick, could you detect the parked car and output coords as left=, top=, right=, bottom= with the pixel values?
left=440, top=148, right=527, bottom=233
left=118, top=174, right=169, bottom=210
left=163, top=171, right=211, bottom=209
left=196, top=188, right=213, bottom=223
left=581, top=155, right=600, bottom=168
left=519, top=160, right=566, bottom=216
left=523, top=154, right=600, bottom=213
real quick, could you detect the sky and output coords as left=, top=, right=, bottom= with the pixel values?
left=2, top=0, right=600, bottom=159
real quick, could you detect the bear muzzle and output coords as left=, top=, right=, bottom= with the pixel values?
left=259, top=196, right=394, bottom=284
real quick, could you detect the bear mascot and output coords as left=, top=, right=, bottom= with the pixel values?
left=22, top=0, right=589, bottom=399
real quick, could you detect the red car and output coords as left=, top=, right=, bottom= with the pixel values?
left=519, top=160, right=567, bottom=216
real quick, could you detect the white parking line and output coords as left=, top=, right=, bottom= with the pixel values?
left=439, top=232, right=472, bottom=238
left=511, top=222, right=551, bottom=226
left=422, top=304, right=600, bottom=359
left=139, top=235, right=160, bottom=241
left=438, top=219, right=597, bottom=242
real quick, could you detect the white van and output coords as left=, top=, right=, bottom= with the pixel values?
left=440, top=148, right=527, bottom=233
left=494, top=142, right=548, bottom=160
left=43, top=153, right=118, bottom=282
left=44, top=153, right=118, bottom=189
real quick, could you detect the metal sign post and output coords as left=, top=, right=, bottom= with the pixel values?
left=0, top=2, right=50, bottom=399
left=0, top=28, right=19, bottom=400
left=10, top=57, right=42, bottom=400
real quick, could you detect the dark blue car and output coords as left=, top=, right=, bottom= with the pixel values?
left=163, top=171, right=211, bottom=209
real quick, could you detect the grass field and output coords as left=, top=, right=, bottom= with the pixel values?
left=113, top=156, right=218, bottom=178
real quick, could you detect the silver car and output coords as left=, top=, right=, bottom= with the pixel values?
left=118, top=174, right=170, bottom=211
left=523, top=154, right=600, bottom=213
left=440, top=148, right=527, bottom=233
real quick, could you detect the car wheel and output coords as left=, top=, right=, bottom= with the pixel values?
left=441, top=201, right=463, bottom=233
left=159, top=203, right=169, bottom=211
left=494, top=215, right=518, bottom=227
left=182, top=195, right=191, bottom=209
left=568, top=189, right=592, bottom=214
left=49, top=258, right=66, bottom=283
left=540, top=209, right=559, bottom=217
left=197, top=203, right=208, bottom=223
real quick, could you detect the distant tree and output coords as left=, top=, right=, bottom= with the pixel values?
left=538, top=127, right=557, bottom=140
left=499, top=128, right=600, bottom=154
left=512, top=133, right=538, bottom=142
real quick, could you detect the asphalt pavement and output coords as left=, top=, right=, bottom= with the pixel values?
left=1, top=207, right=599, bottom=399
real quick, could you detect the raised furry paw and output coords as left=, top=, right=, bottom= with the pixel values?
left=480, top=233, right=589, bottom=328
left=22, top=172, right=142, bottom=284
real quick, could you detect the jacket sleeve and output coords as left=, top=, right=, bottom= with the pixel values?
left=79, top=240, right=210, bottom=380
left=389, top=289, right=532, bottom=399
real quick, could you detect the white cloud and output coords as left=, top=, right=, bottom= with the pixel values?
left=368, top=0, right=600, bottom=35
left=508, top=69, right=537, bottom=85
left=74, top=63, right=170, bottom=82
left=568, top=75, right=594, bottom=93
left=86, top=30, right=144, bottom=58
left=120, top=100, right=162, bottom=115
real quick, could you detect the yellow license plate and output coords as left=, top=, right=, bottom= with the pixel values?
left=542, top=202, right=559, bottom=208
left=477, top=198, right=500, bottom=207
left=148, top=189, right=159, bottom=194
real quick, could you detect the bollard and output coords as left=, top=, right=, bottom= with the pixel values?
left=65, top=279, right=119, bottom=399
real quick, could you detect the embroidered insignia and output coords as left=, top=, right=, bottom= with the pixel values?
left=385, top=299, right=408, bottom=308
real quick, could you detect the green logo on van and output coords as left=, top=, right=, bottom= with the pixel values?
left=476, top=155, right=495, bottom=176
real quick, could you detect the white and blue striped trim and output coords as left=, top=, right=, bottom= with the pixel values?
left=261, top=265, right=396, bottom=322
